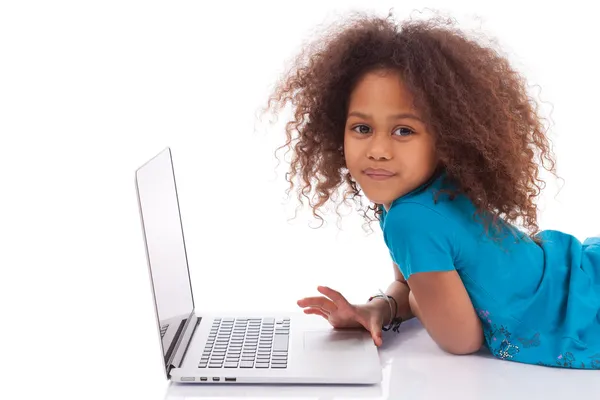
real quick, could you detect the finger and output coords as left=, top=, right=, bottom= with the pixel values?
left=317, top=286, right=350, bottom=306
left=370, top=321, right=383, bottom=347
left=297, top=297, right=337, bottom=312
left=305, top=305, right=331, bottom=316
left=303, top=307, right=329, bottom=319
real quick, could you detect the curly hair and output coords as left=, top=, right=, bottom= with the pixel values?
left=260, top=9, right=558, bottom=242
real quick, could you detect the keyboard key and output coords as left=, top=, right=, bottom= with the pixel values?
left=271, top=359, right=287, bottom=364
left=255, top=362, right=269, bottom=368
left=271, top=355, right=287, bottom=360
left=263, top=318, right=275, bottom=323
left=240, top=361, right=254, bottom=368
left=198, top=363, right=207, bottom=368
left=271, top=363, right=287, bottom=368
left=224, top=362, right=238, bottom=368
left=209, top=364, right=223, bottom=368
left=273, top=334, right=289, bottom=351
left=242, top=356, right=255, bottom=362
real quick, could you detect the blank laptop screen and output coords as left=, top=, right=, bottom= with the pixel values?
left=135, top=148, right=194, bottom=365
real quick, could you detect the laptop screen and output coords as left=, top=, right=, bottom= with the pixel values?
left=135, top=148, right=194, bottom=367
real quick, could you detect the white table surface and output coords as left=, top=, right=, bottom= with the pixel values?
left=162, top=318, right=600, bottom=400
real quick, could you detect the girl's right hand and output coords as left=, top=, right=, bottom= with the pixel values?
left=297, top=285, right=388, bottom=346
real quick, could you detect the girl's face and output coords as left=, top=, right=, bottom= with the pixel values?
left=343, top=69, right=439, bottom=209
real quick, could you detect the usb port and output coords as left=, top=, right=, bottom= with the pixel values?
left=199, top=377, right=207, bottom=381
left=225, top=377, right=236, bottom=382
left=212, top=377, right=220, bottom=382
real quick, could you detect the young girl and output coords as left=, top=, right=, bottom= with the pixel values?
left=262, top=11, right=600, bottom=369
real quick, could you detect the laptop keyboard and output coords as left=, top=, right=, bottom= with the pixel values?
left=198, top=317, right=290, bottom=369
left=160, top=324, right=169, bottom=338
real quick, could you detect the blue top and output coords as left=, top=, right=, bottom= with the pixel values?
left=379, top=169, right=600, bottom=369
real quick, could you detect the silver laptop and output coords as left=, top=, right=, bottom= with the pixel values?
left=135, top=147, right=382, bottom=384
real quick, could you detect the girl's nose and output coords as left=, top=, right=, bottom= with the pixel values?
left=366, top=135, right=392, bottom=161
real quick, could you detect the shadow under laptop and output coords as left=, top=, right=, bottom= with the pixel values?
left=164, top=380, right=383, bottom=399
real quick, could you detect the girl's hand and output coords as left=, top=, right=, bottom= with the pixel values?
left=297, top=285, right=387, bottom=346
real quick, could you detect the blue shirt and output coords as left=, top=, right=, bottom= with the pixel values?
left=379, top=170, right=600, bottom=369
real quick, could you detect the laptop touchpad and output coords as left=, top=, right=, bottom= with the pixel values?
left=303, top=330, right=365, bottom=352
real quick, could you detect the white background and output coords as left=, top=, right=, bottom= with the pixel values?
left=1, top=1, right=598, bottom=399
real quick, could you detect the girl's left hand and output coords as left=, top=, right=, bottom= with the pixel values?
left=297, top=285, right=386, bottom=346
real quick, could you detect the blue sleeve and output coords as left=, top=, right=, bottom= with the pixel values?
left=383, top=202, right=457, bottom=279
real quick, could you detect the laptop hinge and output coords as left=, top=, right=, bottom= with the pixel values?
left=167, top=313, right=201, bottom=377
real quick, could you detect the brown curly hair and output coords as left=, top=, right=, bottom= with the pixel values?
left=260, top=9, right=558, bottom=242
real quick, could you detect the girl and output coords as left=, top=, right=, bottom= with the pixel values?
left=262, top=11, right=600, bottom=369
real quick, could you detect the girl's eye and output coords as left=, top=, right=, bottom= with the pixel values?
left=393, top=127, right=414, bottom=137
left=352, top=124, right=371, bottom=134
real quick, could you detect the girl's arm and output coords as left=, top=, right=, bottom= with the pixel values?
left=407, top=270, right=483, bottom=355
left=366, top=262, right=414, bottom=323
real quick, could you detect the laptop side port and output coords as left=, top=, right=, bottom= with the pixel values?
left=199, top=377, right=207, bottom=381
left=224, top=377, right=236, bottom=382
left=212, top=377, right=220, bottom=382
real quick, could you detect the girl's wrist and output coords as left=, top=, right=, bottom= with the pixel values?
left=362, top=298, right=393, bottom=324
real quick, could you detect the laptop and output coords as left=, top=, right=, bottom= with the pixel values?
left=135, top=147, right=382, bottom=384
